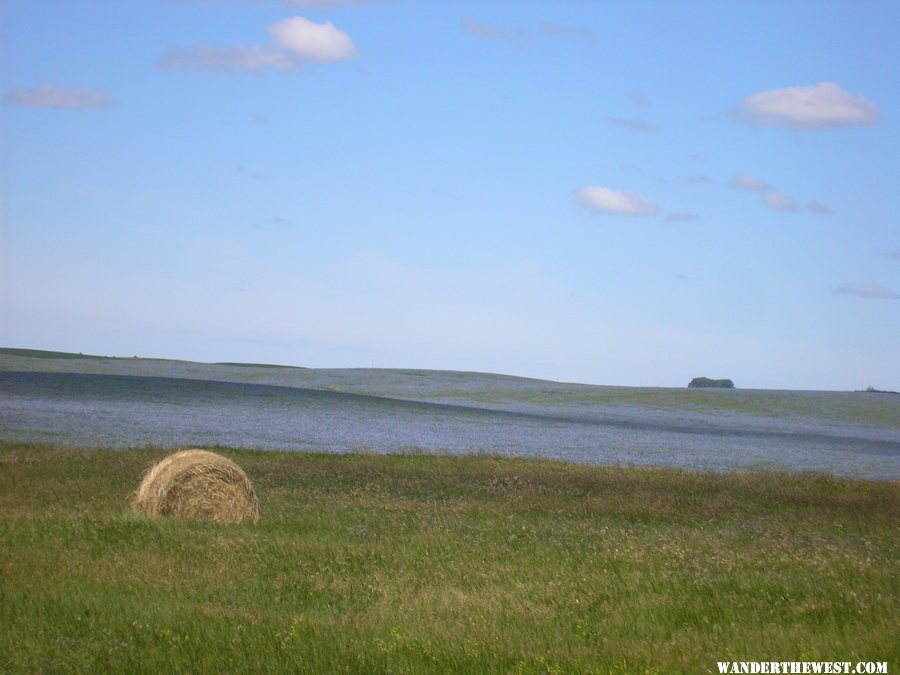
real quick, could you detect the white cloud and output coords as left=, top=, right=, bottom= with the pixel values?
left=733, top=82, right=879, bottom=129
left=807, top=200, right=835, bottom=215
left=3, top=84, right=115, bottom=109
left=833, top=282, right=900, bottom=300
left=607, top=117, right=654, bottom=133
left=537, top=21, right=597, bottom=44
left=730, top=173, right=768, bottom=192
left=269, top=16, right=357, bottom=62
left=761, top=189, right=799, bottom=212
left=575, top=186, right=657, bottom=216
left=158, top=16, right=356, bottom=75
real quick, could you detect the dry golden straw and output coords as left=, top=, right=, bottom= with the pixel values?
left=134, top=449, right=259, bottom=524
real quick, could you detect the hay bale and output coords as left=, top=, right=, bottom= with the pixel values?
left=135, top=449, right=259, bottom=524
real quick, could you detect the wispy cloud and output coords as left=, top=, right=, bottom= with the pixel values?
left=461, top=20, right=533, bottom=50
left=607, top=117, right=654, bottom=133
left=537, top=21, right=597, bottom=44
left=675, top=273, right=702, bottom=282
left=237, top=166, right=264, bottom=180
left=627, top=90, right=649, bottom=107
left=172, top=0, right=369, bottom=6
left=665, top=212, right=700, bottom=223
left=157, top=16, right=356, bottom=75
left=250, top=214, right=289, bottom=229
left=283, top=0, right=368, bottom=6
left=730, top=173, right=768, bottom=192
left=4, top=83, right=115, bottom=109
left=680, top=174, right=715, bottom=185
left=761, top=189, right=799, bottom=212
left=463, top=20, right=510, bottom=43
left=807, top=200, right=835, bottom=215
left=731, top=172, right=800, bottom=212
left=463, top=19, right=594, bottom=50
left=157, top=45, right=294, bottom=74
left=886, top=247, right=900, bottom=261
left=575, top=186, right=657, bottom=216
left=833, top=282, right=900, bottom=300
left=732, top=82, right=879, bottom=129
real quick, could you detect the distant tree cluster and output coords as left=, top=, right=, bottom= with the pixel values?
left=688, top=377, right=735, bottom=389
left=865, top=386, right=899, bottom=395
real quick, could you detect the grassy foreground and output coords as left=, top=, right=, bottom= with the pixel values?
left=1, top=443, right=897, bottom=674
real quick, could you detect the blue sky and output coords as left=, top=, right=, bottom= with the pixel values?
left=2, top=0, right=898, bottom=390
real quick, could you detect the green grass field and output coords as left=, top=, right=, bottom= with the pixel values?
left=1, top=442, right=897, bottom=673
left=0, top=348, right=109, bottom=360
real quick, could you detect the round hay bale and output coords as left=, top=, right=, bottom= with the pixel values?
left=134, top=449, right=259, bottom=524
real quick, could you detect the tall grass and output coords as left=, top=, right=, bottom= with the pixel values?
left=1, top=443, right=897, bottom=673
